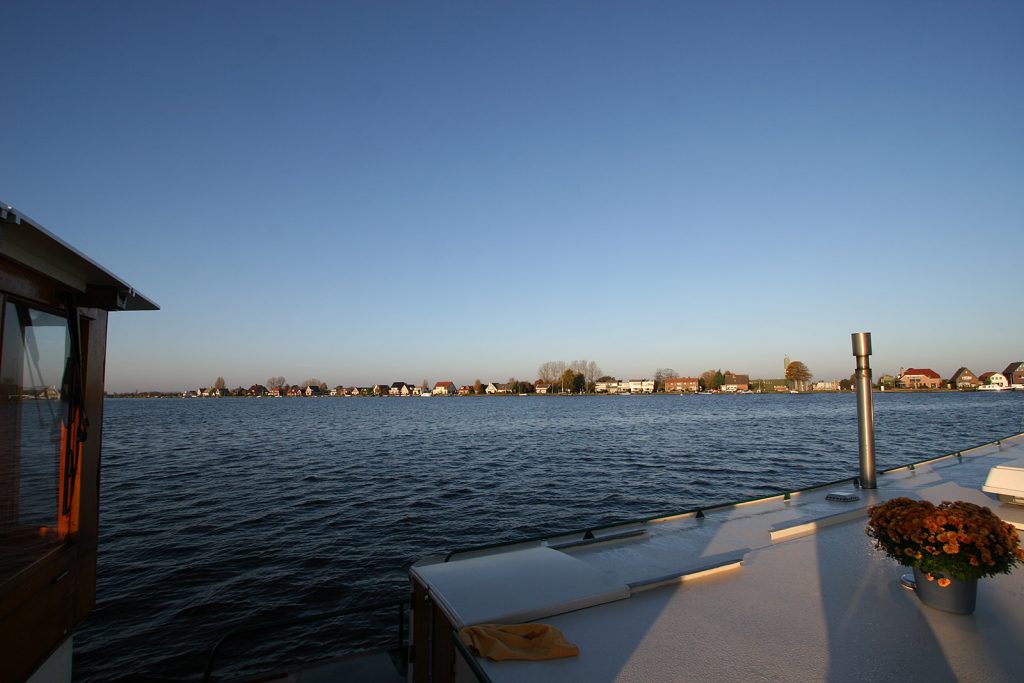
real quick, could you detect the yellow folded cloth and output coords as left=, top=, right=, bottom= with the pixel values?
left=458, top=623, right=580, bottom=661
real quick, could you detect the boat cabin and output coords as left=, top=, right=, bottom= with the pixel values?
left=0, top=202, right=156, bottom=682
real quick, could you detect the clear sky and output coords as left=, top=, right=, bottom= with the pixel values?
left=3, top=1, right=1021, bottom=391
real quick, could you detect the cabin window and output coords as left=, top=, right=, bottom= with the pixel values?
left=0, top=300, right=72, bottom=582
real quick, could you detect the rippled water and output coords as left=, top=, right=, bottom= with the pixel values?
left=73, top=392, right=1024, bottom=681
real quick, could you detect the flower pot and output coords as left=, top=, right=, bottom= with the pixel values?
left=912, top=567, right=977, bottom=615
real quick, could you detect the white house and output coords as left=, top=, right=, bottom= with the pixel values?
left=432, top=381, right=457, bottom=396
left=979, top=372, right=1008, bottom=388
left=390, top=382, right=413, bottom=396
left=485, top=382, right=511, bottom=394
left=628, top=379, right=654, bottom=394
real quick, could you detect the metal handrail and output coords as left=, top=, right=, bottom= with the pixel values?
left=202, top=597, right=407, bottom=683
left=442, top=431, right=1024, bottom=562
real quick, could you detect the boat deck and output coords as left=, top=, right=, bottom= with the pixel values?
left=411, top=434, right=1024, bottom=682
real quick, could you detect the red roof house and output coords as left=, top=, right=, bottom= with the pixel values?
left=897, top=368, right=943, bottom=389
left=432, top=381, right=457, bottom=395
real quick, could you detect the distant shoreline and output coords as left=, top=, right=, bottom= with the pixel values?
left=104, top=388, right=1019, bottom=399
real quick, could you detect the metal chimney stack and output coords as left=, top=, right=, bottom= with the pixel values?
left=852, top=332, right=876, bottom=489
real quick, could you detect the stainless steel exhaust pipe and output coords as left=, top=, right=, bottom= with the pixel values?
left=852, top=332, right=877, bottom=489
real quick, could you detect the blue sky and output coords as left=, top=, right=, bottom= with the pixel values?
left=3, top=1, right=1021, bottom=391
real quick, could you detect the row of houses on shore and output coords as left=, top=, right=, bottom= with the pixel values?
left=892, top=362, right=1024, bottom=390
left=186, top=362, right=1024, bottom=398
left=189, top=379, right=656, bottom=397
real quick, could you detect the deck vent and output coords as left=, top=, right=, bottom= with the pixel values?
left=825, top=490, right=860, bottom=503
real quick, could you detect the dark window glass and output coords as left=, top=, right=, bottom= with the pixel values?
left=0, top=301, right=71, bottom=582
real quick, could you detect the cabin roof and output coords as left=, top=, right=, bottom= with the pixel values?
left=0, top=201, right=157, bottom=311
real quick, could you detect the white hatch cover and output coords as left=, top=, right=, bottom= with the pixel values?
left=983, top=457, right=1024, bottom=504
left=411, top=546, right=630, bottom=628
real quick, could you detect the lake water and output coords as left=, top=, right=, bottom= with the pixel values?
left=74, top=392, right=1024, bottom=681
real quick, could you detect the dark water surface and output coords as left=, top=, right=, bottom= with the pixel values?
left=74, top=392, right=1024, bottom=681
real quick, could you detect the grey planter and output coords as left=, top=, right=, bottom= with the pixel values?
left=912, top=567, right=977, bottom=615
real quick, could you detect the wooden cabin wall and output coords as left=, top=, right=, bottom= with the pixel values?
left=0, top=256, right=110, bottom=682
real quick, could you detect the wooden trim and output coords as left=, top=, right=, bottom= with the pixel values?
left=412, top=578, right=431, bottom=682
left=0, top=256, right=66, bottom=310
left=431, top=599, right=455, bottom=683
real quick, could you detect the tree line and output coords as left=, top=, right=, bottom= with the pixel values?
left=537, top=360, right=604, bottom=393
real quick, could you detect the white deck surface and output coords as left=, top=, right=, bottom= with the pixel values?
left=414, top=435, right=1024, bottom=682
left=410, top=546, right=630, bottom=627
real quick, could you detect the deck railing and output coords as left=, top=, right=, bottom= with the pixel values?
left=441, top=432, right=1024, bottom=563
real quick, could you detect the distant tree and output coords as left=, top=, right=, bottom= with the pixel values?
left=572, top=372, right=586, bottom=393
left=785, top=361, right=812, bottom=384
left=537, top=362, right=553, bottom=382
left=302, top=378, right=322, bottom=389
left=839, top=379, right=853, bottom=391
left=474, top=379, right=482, bottom=395
left=699, top=369, right=717, bottom=391
left=319, top=382, right=328, bottom=392
left=712, top=369, right=724, bottom=390
left=422, top=379, right=430, bottom=391
left=334, top=385, right=345, bottom=395
left=507, top=378, right=532, bottom=395
left=538, top=361, right=568, bottom=383
left=566, top=360, right=602, bottom=385
left=785, top=361, right=812, bottom=391
left=267, top=376, right=286, bottom=389
left=232, top=386, right=246, bottom=397
left=214, top=376, right=226, bottom=390
left=597, top=375, right=615, bottom=383
left=654, top=368, right=679, bottom=391
left=559, top=368, right=576, bottom=393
